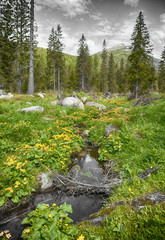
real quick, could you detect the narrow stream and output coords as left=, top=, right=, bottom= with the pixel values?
left=0, top=144, right=106, bottom=240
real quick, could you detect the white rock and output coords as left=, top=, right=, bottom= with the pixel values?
left=61, top=97, right=84, bottom=110
left=81, top=97, right=87, bottom=103
left=85, top=101, right=107, bottom=109
left=37, top=93, right=44, bottom=98
left=26, top=102, right=32, bottom=105
left=51, top=100, right=58, bottom=106
left=18, top=106, right=44, bottom=113
left=37, top=173, right=53, bottom=191
left=0, top=93, right=14, bottom=99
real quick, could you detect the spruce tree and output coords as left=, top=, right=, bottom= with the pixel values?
left=128, top=11, right=153, bottom=98
left=27, top=0, right=34, bottom=94
left=0, top=0, right=15, bottom=90
left=76, top=34, right=91, bottom=91
left=100, top=39, right=108, bottom=93
left=116, top=58, right=126, bottom=93
left=47, top=27, right=57, bottom=91
left=91, top=54, right=100, bottom=91
left=55, top=24, right=64, bottom=92
left=47, top=25, right=64, bottom=91
left=14, top=0, right=30, bottom=93
left=108, top=53, right=117, bottom=93
left=158, top=46, right=165, bottom=92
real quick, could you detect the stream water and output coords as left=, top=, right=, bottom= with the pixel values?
left=0, top=143, right=106, bottom=240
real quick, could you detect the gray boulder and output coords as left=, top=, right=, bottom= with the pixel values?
left=37, top=173, right=53, bottom=191
left=105, top=124, right=119, bottom=137
left=18, top=106, right=44, bottom=113
left=85, top=101, right=107, bottom=110
left=61, top=97, right=84, bottom=110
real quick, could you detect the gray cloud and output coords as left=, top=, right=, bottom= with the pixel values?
left=35, top=0, right=91, bottom=18
left=124, top=0, right=140, bottom=7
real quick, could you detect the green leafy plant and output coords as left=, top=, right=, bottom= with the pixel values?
left=22, top=202, right=78, bottom=240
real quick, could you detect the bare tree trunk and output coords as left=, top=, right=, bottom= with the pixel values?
left=58, top=66, right=60, bottom=92
left=53, top=65, right=56, bottom=91
left=27, top=0, right=34, bottom=94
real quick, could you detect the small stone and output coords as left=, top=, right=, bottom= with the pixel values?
left=17, top=106, right=44, bottom=113
left=51, top=100, right=58, bottom=106
left=37, top=93, right=44, bottom=98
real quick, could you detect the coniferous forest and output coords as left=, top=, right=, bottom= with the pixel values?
left=0, top=1, right=165, bottom=96
left=0, top=1, right=165, bottom=240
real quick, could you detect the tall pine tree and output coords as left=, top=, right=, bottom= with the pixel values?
left=158, top=46, right=165, bottom=92
left=108, top=53, right=117, bottom=93
left=0, top=0, right=15, bottom=90
left=100, top=39, right=108, bottom=93
left=47, top=25, right=64, bottom=91
left=76, top=34, right=91, bottom=91
left=14, top=0, right=30, bottom=93
left=27, top=0, right=34, bottom=94
left=128, top=11, right=153, bottom=98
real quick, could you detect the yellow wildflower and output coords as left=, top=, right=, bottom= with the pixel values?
left=25, top=229, right=30, bottom=233
left=49, top=214, right=52, bottom=218
left=0, top=232, right=4, bottom=236
left=113, top=146, right=116, bottom=149
left=118, top=145, right=121, bottom=148
left=6, top=233, right=11, bottom=239
left=20, top=169, right=26, bottom=172
left=52, top=203, right=56, bottom=206
left=77, top=235, right=85, bottom=240
left=5, top=187, right=13, bottom=193
left=128, top=188, right=131, bottom=192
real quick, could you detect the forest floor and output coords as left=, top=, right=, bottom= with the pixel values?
left=0, top=92, right=164, bottom=240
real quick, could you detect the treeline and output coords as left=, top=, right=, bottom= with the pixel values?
left=0, top=1, right=165, bottom=97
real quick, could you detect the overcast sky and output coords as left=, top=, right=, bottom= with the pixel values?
left=34, top=0, right=165, bottom=58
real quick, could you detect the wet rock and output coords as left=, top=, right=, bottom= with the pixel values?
left=37, top=173, right=54, bottom=191
left=85, top=101, right=107, bottom=110
left=61, top=97, right=84, bottom=110
left=105, top=125, right=119, bottom=137
left=17, top=106, right=44, bottom=113
left=0, top=93, right=13, bottom=99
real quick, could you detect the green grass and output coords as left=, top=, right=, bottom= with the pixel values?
left=0, top=92, right=164, bottom=239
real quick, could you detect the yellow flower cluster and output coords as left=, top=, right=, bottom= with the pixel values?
left=0, top=230, right=11, bottom=239
left=5, top=187, right=13, bottom=193
left=14, top=181, right=20, bottom=188
left=6, top=155, right=18, bottom=166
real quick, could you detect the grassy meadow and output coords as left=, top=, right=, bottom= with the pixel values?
left=0, top=92, right=164, bottom=239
